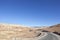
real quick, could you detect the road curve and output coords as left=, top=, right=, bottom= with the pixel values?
left=38, top=32, right=60, bottom=40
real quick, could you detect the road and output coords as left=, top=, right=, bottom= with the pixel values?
left=38, top=32, right=60, bottom=40
left=12, top=32, right=60, bottom=40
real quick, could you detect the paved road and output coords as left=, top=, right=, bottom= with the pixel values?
left=37, top=32, right=60, bottom=40
left=12, top=32, right=60, bottom=40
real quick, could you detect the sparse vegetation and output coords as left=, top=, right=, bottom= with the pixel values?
left=53, top=32, right=60, bottom=35
left=42, top=30, right=49, bottom=32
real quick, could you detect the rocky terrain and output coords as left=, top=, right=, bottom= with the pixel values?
left=43, top=24, right=60, bottom=33
left=0, top=24, right=42, bottom=40
left=0, top=23, right=60, bottom=40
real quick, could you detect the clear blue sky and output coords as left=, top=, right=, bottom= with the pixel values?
left=0, top=0, right=60, bottom=26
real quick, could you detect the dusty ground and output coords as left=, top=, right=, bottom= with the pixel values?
left=0, top=24, right=41, bottom=40
left=0, top=23, right=60, bottom=40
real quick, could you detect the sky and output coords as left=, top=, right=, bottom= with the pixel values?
left=0, top=0, right=60, bottom=26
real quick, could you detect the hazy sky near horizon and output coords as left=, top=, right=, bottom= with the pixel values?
left=0, top=0, right=60, bottom=26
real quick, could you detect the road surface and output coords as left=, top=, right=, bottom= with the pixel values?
left=38, top=32, right=60, bottom=40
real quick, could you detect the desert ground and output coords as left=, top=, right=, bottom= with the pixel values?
left=0, top=23, right=60, bottom=40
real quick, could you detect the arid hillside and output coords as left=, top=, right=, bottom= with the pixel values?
left=0, top=23, right=60, bottom=40
left=0, top=24, right=42, bottom=40
left=43, top=24, right=60, bottom=33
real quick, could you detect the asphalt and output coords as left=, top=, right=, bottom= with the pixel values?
left=39, top=32, right=60, bottom=40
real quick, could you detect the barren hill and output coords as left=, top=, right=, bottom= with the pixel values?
left=43, top=24, right=60, bottom=33
left=0, top=24, right=42, bottom=40
left=0, top=23, right=60, bottom=40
